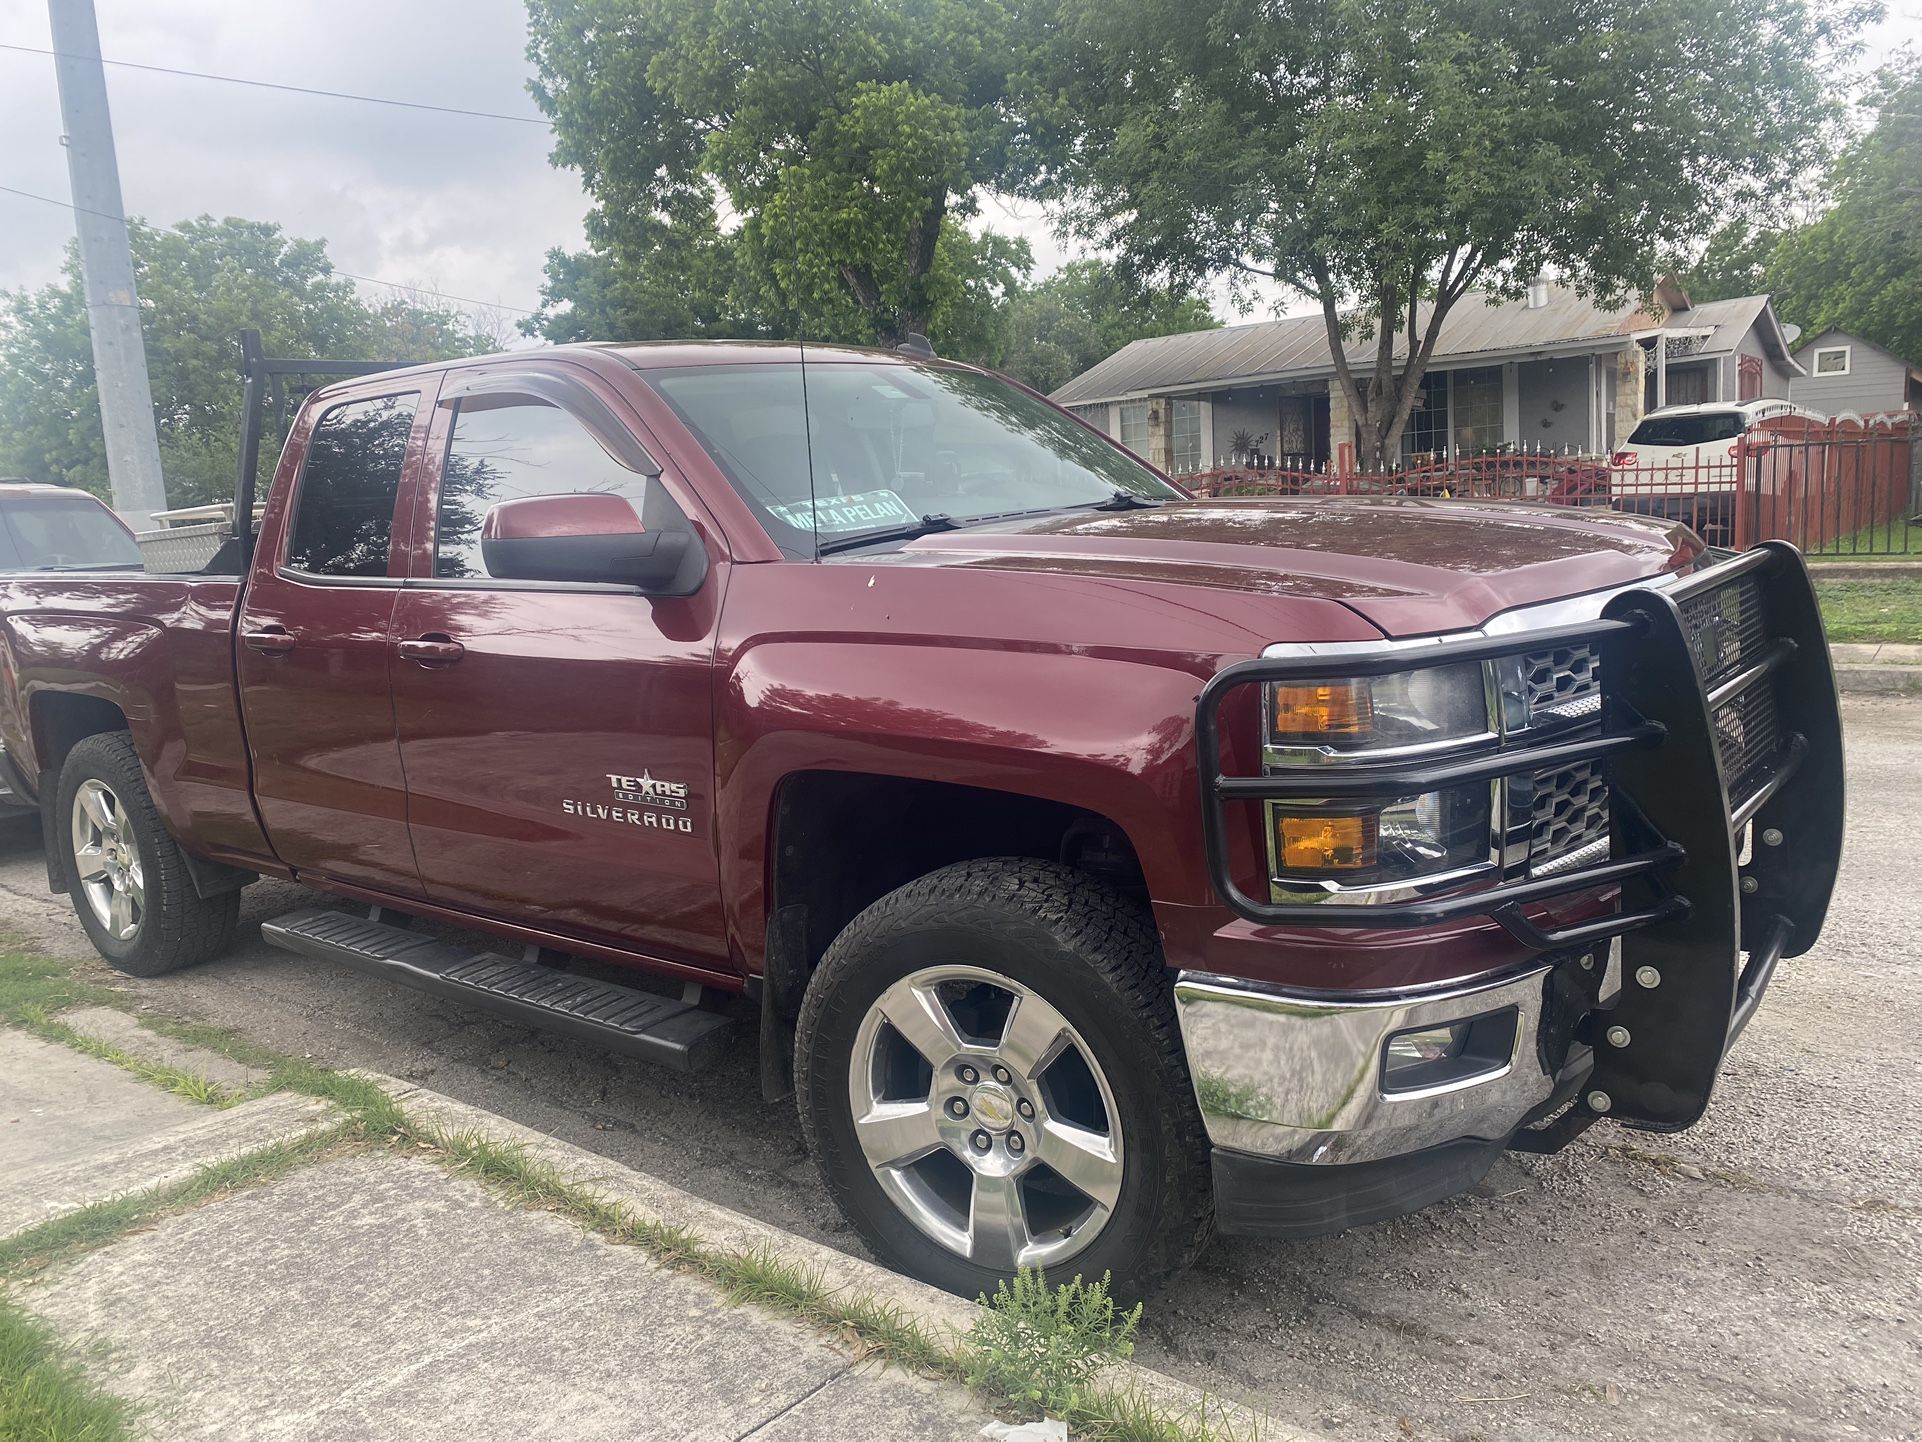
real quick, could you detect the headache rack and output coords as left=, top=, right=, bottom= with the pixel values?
left=1196, top=541, right=1845, bottom=1131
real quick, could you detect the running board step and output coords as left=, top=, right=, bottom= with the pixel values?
left=260, top=908, right=733, bottom=1073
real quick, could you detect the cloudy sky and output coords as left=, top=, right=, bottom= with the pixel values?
left=1, top=0, right=1917, bottom=335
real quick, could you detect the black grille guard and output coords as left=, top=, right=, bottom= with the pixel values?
left=1196, top=541, right=1845, bottom=1131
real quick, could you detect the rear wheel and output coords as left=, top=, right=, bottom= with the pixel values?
left=57, top=732, right=239, bottom=976
left=795, top=859, right=1213, bottom=1300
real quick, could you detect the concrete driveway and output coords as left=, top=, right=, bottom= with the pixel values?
left=1, top=694, right=1916, bottom=1442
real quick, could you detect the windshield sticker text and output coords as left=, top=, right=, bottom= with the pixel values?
left=766, top=489, right=916, bottom=534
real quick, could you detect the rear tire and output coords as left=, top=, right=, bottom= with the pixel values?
left=56, top=731, right=239, bottom=976
left=795, top=858, right=1213, bottom=1301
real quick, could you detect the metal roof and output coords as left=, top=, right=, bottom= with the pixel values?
left=1049, top=284, right=1800, bottom=406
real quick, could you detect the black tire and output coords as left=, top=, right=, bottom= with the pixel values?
left=56, top=731, right=239, bottom=976
left=795, top=858, right=1214, bottom=1301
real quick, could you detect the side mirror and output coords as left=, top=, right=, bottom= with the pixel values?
left=479, top=493, right=704, bottom=594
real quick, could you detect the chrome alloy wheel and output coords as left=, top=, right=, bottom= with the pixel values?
left=847, top=965, right=1125, bottom=1271
left=71, top=778, right=144, bottom=941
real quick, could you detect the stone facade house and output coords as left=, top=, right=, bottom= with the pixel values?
left=1050, top=279, right=1804, bottom=476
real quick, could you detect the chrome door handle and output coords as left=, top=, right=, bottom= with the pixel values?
left=242, top=628, right=296, bottom=656
left=397, top=636, right=465, bottom=665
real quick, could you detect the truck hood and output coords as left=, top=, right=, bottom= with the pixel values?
left=868, top=498, right=1701, bottom=637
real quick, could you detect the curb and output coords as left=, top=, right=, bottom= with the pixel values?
left=358, top=1072, right=1304, bottom=1442
left=1834, top=665, right=1922, bottom=696
left=1807, top=561, right=1922, bottom=580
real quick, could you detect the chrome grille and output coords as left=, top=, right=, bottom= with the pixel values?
left=1521, top=647, right=1610, bottom=872
left=1520, top=644, right=1601, bottom=723
left=1529, top=760, right=1609, bottom=865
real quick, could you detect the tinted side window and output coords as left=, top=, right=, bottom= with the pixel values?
left=434, top=398, right=652, bottom=579
left=285, top=394, right=417, bottom=577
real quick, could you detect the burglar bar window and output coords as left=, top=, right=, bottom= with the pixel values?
left=1170, top=398, right=1204, bottom=474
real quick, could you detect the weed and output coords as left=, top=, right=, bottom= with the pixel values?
left=30, top=1022, right=243, bottom=1109
left=0, top=1291, right=134, bottom=1442
left=964, top=1268, right=1142, bottom=1418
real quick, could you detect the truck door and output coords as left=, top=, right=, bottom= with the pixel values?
left=235, top=380, right=433, bottom=894
left=387, top=369, right=728, bottom=971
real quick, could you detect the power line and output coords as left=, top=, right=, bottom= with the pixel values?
left=0, top=42, right=555, bottom=128
left=0, top=182, right=539, bottom=316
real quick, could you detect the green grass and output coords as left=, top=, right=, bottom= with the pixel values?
left=1815, top=576, right=1922, bottom=643
left=1807, top=521, right=1922, bottom=558
left=0, top=1295, right=133, bottom=1442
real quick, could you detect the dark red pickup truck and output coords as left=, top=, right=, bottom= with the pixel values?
left=0, top=339, right=1843, bottom=1298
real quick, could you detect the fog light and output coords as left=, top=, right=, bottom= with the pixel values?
left=1381, top=1008, right=1520, bottom=1095
left=1385, top=1023, right=1467, bottom=1068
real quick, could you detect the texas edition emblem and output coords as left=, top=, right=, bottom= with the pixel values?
left=562, top=771, right=695, bottom=834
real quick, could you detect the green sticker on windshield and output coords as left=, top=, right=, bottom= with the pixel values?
left=766, top=489, right=917, bottom=534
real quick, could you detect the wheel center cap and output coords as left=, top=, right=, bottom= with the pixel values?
left=971, top=1082, right=1016, bottom=1131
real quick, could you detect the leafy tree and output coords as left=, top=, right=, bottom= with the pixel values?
left=1672, top=220, right=1794, bottom=305
left=998, top=260, right=1219, bottom=394
left=1021, top=0, right=1861, bottom=468
left=0, top=216, right=485, bottom=506
left=1767, top=56, right=1922, bottom=366
left=525, top=207, right=759, bottom=344
left=525, top=0, right=1040, bottom=346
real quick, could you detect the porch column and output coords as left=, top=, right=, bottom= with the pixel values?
left=1502, top=362, right=1520, bottom=450
left=1148, top=399, right=1173, bottom=472
left=1587, top=355, right=1599, bottom=454
left=1655, top=338, right=1668, bottom=410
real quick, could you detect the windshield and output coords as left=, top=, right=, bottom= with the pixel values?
left=1628, top=412, right=1744, bottom=447
left=0, top=494, right=142, bottom=572
left=645, top=360, right=1180, bottom=557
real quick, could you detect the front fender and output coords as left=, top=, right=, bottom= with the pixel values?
left=716, top=638, right=1234, bottom=963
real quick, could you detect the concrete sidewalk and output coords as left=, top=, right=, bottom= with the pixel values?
left=2, top=1016, right=1203, bottom=1442
left=1830, top=639, right=1922, bottom=694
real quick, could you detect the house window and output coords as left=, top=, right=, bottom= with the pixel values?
left=1451, top=367, right=1504, bottom=454
left=1169, top=398, right=1205, bottom=474
left=1738, top=354, right=1764, bottom=402
left=1117, top=402, right=1149, bottom=455
left=1067, top=403, right=1109, bottom=435
left=1812, top=346, right=1851, bottom=377
left=1402, top=371, right=1449, bottom=459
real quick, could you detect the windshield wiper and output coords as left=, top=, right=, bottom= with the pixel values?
left=814, top=512, right=960, bottom=556
left=1089, top=490, right=1165, bottom=511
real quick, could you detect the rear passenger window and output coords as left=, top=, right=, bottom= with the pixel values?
left=285, top=394, right=417, bottom=577
left=433, top=398, right=652, bottom=579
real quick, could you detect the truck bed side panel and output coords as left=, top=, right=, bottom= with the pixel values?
left=0, top=574, right=274, bottom=867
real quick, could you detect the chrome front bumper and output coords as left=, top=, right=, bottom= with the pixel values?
left=1173, top=956, right=1598, bottom=1166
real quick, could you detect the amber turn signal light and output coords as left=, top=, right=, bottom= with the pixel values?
left=1269, top=681, right=1373, bottom=741
left=1274, top=812, right=1378, bottom=872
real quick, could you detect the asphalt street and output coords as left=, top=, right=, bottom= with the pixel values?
left=2, top=694, right=1915, bottom=1442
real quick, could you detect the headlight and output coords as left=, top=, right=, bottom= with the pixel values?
left=1269, top=784, right=1494, bottom=886
left=1263, top=663, right=1499, bottom=894
left=1267, top=661, right=1491, bottom=754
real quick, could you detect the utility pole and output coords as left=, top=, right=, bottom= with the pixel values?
left=48, top=0, right=167, bottom=530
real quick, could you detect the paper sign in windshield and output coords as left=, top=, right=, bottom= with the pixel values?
left=767, top=489, right=917, bottom=534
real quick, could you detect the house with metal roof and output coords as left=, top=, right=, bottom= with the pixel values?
left=1048, top=278, right=1805, bottom=476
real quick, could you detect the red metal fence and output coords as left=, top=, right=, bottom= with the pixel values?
left=1187, top=413, right=1919, bottom=555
